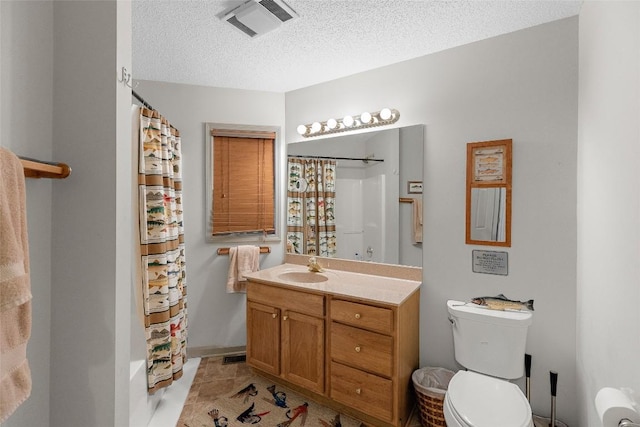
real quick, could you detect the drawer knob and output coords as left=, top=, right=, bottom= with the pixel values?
left=355, top=313, right=361, bottom=319
left=272, top=313, right=277, bottom=319
left=355, top=345, right=361, bottom=353
left=283, top=315, right=288, bottom=321
left=355, top=388, right=362, bottom=395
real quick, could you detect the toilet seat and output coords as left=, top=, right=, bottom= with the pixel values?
left=445, top=371, right=532, bottom=427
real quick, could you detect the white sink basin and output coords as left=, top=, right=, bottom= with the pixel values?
left=277, top=271, right=329, bottom=283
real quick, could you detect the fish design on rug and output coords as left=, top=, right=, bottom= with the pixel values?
left=277, top=402, right=308, bottom=427
left=471, top=294, right=534, bottom=311
left=208, top=408, right=228, bottom=427
left=231, top=383, right=259, bottom=403
left=319, top=413, right=342, bottom=427
left=236, top=402, right=270, bottom=424
left=265, top=384, right=288, bottom=408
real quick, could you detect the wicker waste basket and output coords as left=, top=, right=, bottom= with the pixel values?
left=412, top=367, right=455, bottom=427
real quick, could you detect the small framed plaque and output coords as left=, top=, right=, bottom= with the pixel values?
left=408, top=181, right=423, bottom=194
left=472, top=250, right=508, bottom=275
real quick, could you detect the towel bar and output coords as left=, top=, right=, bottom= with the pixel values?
left=217, top=246, right=271, bottom=255
left=19, top=156, right=71, bottom=179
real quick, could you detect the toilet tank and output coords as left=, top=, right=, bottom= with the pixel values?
left=447, top=300, right=533, bottom=380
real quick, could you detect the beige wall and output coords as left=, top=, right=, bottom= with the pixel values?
left=577, top=2, right=640, bottom=426
left=286, top=17, right=579, bottom=424
left=1, top=2, right=54, bottom=426
left=2, top=1, right=133, bottom=426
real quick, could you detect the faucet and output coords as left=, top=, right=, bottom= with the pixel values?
left=307, top=256, right=324, bottom=272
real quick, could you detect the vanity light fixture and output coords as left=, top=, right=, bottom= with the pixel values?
left=343, top=115, right=355, bottom=127
left=297, top=108, right=400, bottom=137
left=310, top=121, right=322, bottom=133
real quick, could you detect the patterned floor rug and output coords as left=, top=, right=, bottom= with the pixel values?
left=189, top=375, right=365, bottom=427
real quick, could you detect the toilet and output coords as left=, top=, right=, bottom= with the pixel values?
left=444, top=300, right=534, bottom=427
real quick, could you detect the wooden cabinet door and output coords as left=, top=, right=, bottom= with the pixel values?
left=281, top=310, right=324, bottom=394
left=247, top=301, right=280, bottom=376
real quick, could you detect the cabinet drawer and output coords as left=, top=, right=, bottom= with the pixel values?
left=331, top=322, right=393, bottom=377
left=247, top=282, right=324, bottom=317
left=330, top=362, right=393, bottom=422
left=331, top=299, right=393, bottom=334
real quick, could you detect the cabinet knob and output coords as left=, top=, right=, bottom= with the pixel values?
left=355, top=388, right=362, bottom=395
left=283, top=315, right=288, bottom=321
left=355, top=345, right=361, bottom=353
left=355, top=313, right=361, bottom=319
left=272, top=313, right=277, bottom=319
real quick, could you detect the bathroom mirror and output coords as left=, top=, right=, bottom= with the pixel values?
left=465, top=139, right=512, bottom=247
left=286, top=125, right=424, bottom=267
left=469, top=187, right=507, bottom=242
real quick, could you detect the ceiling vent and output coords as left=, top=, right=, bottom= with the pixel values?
left=222, top=0, right=298, bottom=38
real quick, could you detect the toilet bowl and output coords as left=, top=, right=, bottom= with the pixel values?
left=443, top=370, right=533, bottom=427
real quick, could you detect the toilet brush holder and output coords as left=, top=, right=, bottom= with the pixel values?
left=525, top=354, right=532, bottom=401
left=532, top=371, right=568, bottom=427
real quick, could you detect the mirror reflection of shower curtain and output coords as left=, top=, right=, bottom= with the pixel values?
left=470, top=187, right=506, bottom=242
left=286, top=158, right=337, bottom=257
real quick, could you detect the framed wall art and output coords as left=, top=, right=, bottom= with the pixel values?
left=408, top=181, right=423, bottom=194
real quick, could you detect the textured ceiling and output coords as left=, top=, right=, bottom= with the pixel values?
left=132, top=0, right=582, bottom=93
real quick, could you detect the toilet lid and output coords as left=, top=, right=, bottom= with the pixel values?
left=447, top=371, right=531, bottom=427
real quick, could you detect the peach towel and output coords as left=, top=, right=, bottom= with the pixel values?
left=412, top=198, right=423, bottom=244
left=226, top=245, right=260, bottom=293
left=0, top=148, right=32, bottom=422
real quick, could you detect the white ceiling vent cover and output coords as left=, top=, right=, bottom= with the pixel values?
left=223, top=0, right=298, bottom=38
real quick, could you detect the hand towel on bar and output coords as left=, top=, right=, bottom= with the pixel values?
left=226, top=245, right=260, bottom=293
left=412, top=198, right=423, bottom=244
left=0, top=147, right=32, bottom=422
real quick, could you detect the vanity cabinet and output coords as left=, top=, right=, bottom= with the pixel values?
left=246, top=301, right=280, bottom=375
left=246, top=282, right=325, bottom=394
left=329, top=297, right=418, bottom=426
left=246, top=275, right=420, bottom=427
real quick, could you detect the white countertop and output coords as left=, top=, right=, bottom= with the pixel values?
left=243, top=263, right=421, bottom=306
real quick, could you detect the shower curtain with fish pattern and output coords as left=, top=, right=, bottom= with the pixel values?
left=286, top=158, right=337, bottom=257
left=137, top=108, right=187, bottom=394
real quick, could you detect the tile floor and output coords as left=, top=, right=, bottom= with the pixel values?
left=177, top=356, right=256, bottom=426
left=152, top=355, right=423, bottom=427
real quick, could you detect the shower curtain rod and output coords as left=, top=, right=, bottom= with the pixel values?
left=132, top=90, right=177, bottom=131
left=287, top=154, right=384, bottom=163
left=132, top=89, right=153, bottom=110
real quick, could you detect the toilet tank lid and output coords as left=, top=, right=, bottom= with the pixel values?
left=447, top=300, right=532, bottom=326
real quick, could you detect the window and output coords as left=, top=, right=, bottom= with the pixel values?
left=206, top=124, right=281, bottom=242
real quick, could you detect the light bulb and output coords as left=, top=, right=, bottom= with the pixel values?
left=297, top=124, right=308, bottom=135
left=326, top=118, right=338, bottom=129
left=380, top=108, right=392, bottom=121
left=343, top=115, right=354, bottom=127
left=311, top=122, right=322, bottom=133
left=360, top=111, right=372, bottom=124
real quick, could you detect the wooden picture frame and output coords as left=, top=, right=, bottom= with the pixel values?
left=466, top=139, right=512, bottom=247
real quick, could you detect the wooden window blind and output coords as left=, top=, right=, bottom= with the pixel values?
left=211, top=130, right=275, bottom=236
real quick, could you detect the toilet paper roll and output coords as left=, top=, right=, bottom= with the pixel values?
left=595, top=387, right=640, bottom=427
